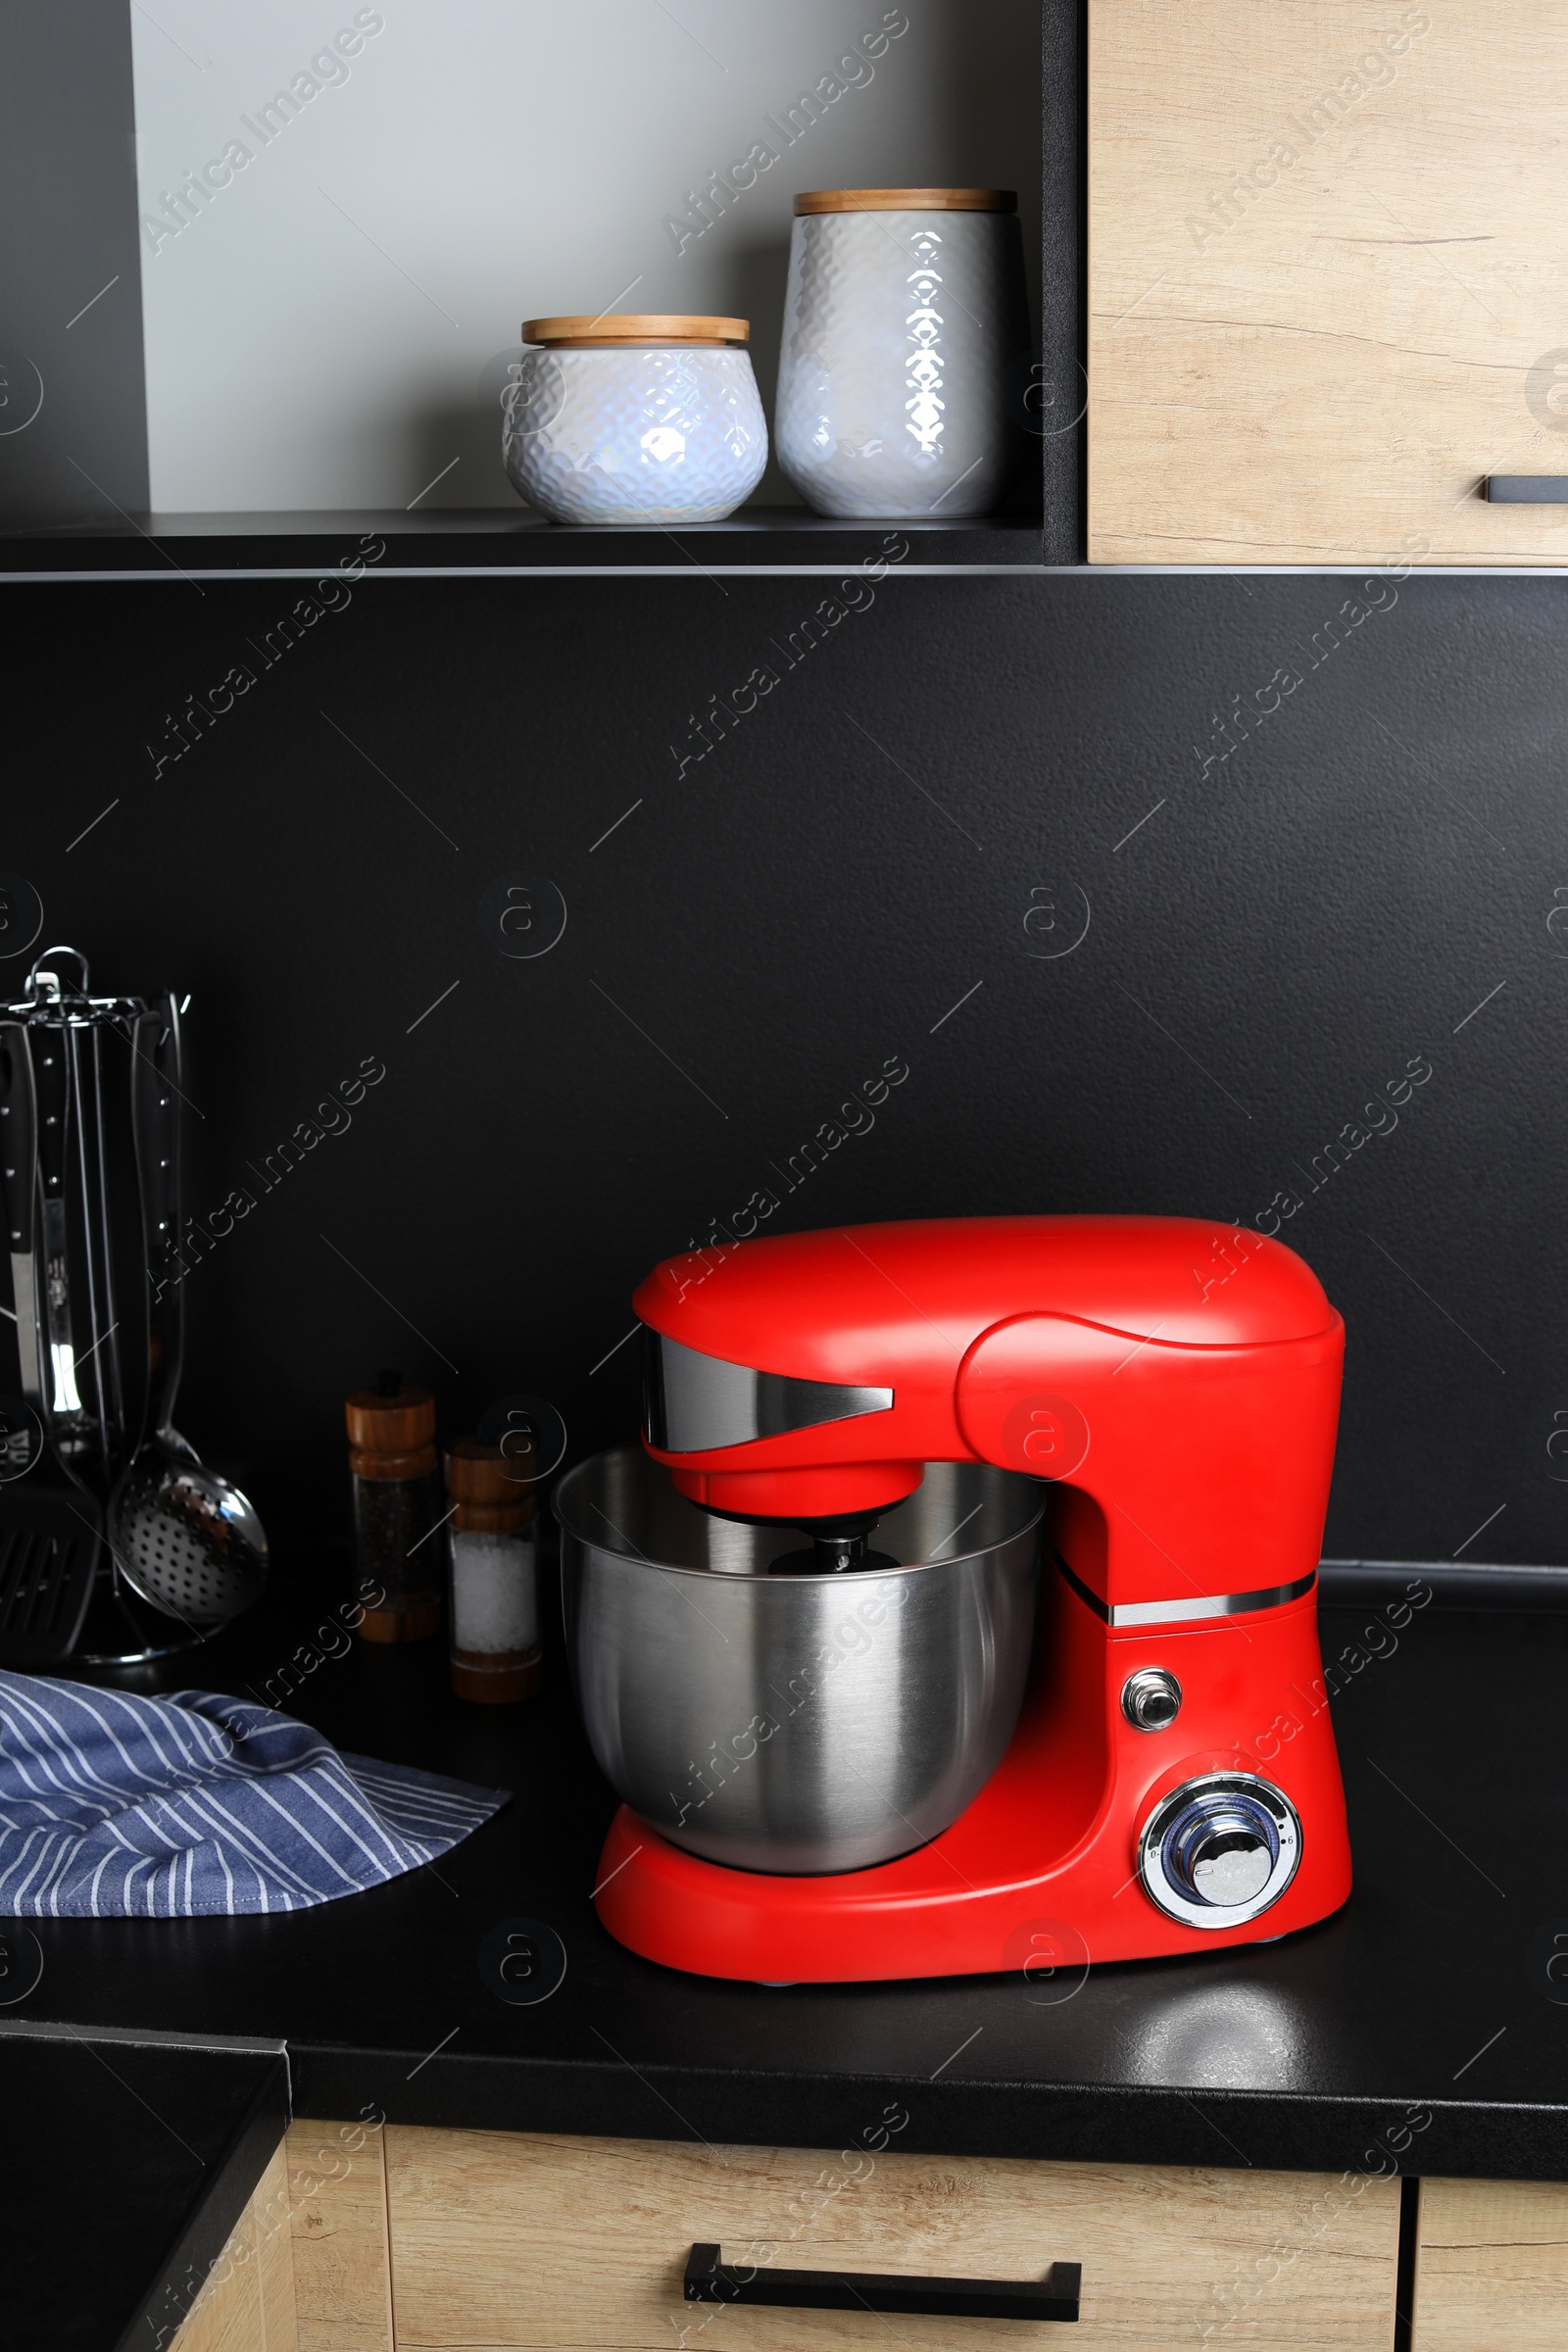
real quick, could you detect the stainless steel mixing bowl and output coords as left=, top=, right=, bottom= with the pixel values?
left=557, top=1447, right=1043, bottom=1874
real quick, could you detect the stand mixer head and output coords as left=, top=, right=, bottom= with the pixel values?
left=636, top=1214, right=1341, bottom=1602
left=565, top=1213, right=1352, bottom=1983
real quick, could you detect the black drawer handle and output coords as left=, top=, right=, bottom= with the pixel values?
left=1486, top=477, right=1568, bottom=503
left=684, top=2242, right=1081, bottom=2322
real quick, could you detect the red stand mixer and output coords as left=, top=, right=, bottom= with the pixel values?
left=560, top=1215, right=1350, bottom=1983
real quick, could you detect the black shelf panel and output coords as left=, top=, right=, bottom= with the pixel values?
left=0, top=506, right=1046, bottom=581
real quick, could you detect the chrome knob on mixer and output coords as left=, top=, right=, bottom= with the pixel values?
left=1121, top=1666, right=1182, bottom=1731
left=1138, top=1772, right=1301, bottom=1929
left=1168, top=1801, right=1274, bottom=1904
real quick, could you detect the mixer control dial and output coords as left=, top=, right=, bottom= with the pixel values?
left=1138, top=1773, right=1301, bottom=1930
left=1121, top=1667, right=1182, bottom=1732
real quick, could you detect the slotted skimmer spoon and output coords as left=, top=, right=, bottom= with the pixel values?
left=108, top=1000, right=268, bottom=1633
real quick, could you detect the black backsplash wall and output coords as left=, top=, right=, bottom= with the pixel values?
left=5, top=564, right=1564, bottom=1566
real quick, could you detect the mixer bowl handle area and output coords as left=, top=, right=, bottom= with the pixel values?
left=684, top=2242, right=1082, bottom=2322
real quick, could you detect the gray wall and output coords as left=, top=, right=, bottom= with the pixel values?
left=0, top=0, right=148, bottom=526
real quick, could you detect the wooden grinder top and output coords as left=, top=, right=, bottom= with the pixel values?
left=445, top=1435, right=535, bottom=1530
left=347, top=1380, right=436, bottom=1478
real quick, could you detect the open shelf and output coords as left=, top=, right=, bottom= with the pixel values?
left=0, top=506, right=1045, bottom=582
left=0, top=4, right=1079, bottom=574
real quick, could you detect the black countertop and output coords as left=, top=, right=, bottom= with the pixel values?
left=3, top=2023, right=287, bottom=2352
left=11, top=1550, right=1568, bottom=2195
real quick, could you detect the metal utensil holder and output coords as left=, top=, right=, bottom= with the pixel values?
left=0, top=945, right=259, bottom=1664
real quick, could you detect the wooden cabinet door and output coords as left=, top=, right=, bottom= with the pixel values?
left=1089, top=2, right=1568, bottom=564
left=1413, top=2177, right=1568, bottom=2349
left=383, top=2124, right=1399, bottom=2351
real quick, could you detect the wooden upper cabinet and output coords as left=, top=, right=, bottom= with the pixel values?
left=1089, top=2, right=1568, bottom=564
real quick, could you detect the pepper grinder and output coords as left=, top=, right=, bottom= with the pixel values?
left=346, top=1370, right=443, bottom=1642
left=444, top=1436, right=540, bottom=1702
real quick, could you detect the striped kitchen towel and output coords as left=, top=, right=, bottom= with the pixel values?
left=0, top=1669, right=509, bottom=1917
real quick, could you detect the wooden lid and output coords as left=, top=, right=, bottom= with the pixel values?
left=521, top=314, right=749, bottom=346
left=795, top=188, right=1016, bottom=215
left=346, top=1378, right=435, bottom=1451
left=445, top=1434, right=535, bottom=1503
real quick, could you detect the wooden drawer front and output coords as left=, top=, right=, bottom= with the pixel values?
left=1413, top=2177, right=1568, bottom=2349
left=384, top=2125, right=1398, bottom=2351
left=1089, top=1, right=1568, bottom=564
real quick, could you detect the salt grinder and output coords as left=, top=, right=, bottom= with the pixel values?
left=346, top=1370, right=443, bottom=1642
left=444, top=1436, right=540, bottom=1702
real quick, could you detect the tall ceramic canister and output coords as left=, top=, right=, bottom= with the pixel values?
left=503, top=315, right=768, bottom=524
left=775, top=190, right=1030, bottom=519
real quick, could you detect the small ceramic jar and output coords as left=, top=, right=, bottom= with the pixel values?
left=503, top=315, right=768, bottom=524
left=775, top=190, right=1030, bottom=519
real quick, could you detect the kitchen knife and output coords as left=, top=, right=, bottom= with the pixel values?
left=0, top=1017, right=100, bottom=1665
left=30, top=1012, right=92, bottom=1450
left=0, top=1019, right=42, bottom=1406
left=129, top=997, right=192, bottom=1457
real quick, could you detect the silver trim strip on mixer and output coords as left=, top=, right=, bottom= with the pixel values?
left=642, top=1328, right=893, bottom=1454
left=1054, top=1554, right=1318, bottom=1627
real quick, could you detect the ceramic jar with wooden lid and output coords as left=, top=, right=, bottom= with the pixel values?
left=444, top=1436, right=540, bottom=1703
left=775, top=189, right=1031, bottom=518
left=503, top=315, right=768, bottom=524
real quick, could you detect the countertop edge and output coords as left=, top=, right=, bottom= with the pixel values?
left=286, top=2045, right=1568, bottom=2185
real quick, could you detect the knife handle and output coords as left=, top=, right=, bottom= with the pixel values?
left=29, top=1018, right=70, bottom=1224
left=129, top=998, right=184, bottom=1436
left=28, top=1012, right=91, bottom=1441
left=0, top=1021, right=36, bottom=1258
left=0, top=1019, right=45, bottom=1417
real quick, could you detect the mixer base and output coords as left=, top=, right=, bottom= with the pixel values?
left=591, top=1570, right=1352, bottom=1982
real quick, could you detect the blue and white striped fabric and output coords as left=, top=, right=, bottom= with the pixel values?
left=0, top=1670, right=509, bottom=1917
